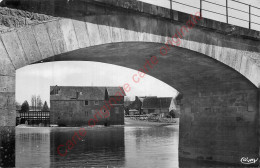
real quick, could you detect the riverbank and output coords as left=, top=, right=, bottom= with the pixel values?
left=16, top=124, right=49, bottom=128
left=125, top=118, right=179, bottom=126
left=17, top=118, right=179, bottom=128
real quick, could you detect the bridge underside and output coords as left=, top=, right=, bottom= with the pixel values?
left=41, top=42, right=258, bottom=164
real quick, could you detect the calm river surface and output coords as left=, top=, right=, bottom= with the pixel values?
left=15, top=124, right=234, bottom=168
left=15, top=125, right=179, bottom=168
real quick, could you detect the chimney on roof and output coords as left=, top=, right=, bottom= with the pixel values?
left=76, top=91, right=80, bottom=99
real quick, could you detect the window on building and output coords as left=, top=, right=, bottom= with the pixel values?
left=85, top=100, right=89, bottom=106
left=94, top=101, right=99, bottom=105
left=51, top=88, right=60, bottom=95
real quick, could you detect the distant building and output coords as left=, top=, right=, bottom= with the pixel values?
left=128, top=96, right=179, bottom=117
left=142, top=97, right=175, bottom=117
left=50, top=86, right=125, bottom=126
left=127, top=96, right=143, bottom=115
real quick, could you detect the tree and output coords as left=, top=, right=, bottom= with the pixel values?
left=16, top=101, right=21, bottom=111
left=42, top=101, right=49, bottom=111
left=36, top=95, right=43, bottom=110
left=31, top=95, right=43, bottom=111
left=21, top=101, right=29, bottom=112
left=31, top=95, right=36, bottom=111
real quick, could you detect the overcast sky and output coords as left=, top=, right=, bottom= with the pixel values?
left=16, top=62, right=177, bottom=104
left=16, top=0, right=260, bottom=105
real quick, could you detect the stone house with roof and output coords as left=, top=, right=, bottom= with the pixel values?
left=128, top=96, right=179, bottom=117
left=127, top=96, right=143, bottom=115
left=142, top=97, right=175, bottom=117
left=50, top=86, right=125, bottom=126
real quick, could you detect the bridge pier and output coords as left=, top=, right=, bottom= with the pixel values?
left=258, top=88, right=260, bottom=167
left=0, top=75, right=16, bottom=167
left=179, top=84, right=259, bottom=166
left=0, top=126, right=15, bottom=167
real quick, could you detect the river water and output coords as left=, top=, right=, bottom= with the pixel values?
left=15, top=124, right=179, bottom=168
left=15, top=124, right=235, bottom=168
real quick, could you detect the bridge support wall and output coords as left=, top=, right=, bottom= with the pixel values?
left=179, top=82, right=259, bottom=165
left=0, top=75, right=15, bottom=167
left=258, top=88, right=260, bottom=166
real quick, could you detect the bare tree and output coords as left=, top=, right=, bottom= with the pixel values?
left=31, top=95, right=36, bottom=111
left=31, top=95, right=43, bottom=111
left=37, top=95, right=43, bottom=110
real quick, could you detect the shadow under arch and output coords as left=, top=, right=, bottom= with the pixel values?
left=38, top=42, right=257, bottom=94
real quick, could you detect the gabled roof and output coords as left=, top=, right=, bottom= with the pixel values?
left=107, top=87, right=126, bottom=96
left=50, top=86, right=125, bottom=101
left=142, top=97, right=173, bottom=109
left=139, top=96, right=157, bottom=103
left=158, top=98, right=173, bottom=109
left=128, top=97, right=142, bottom=110
left=142, top=97, right=158, bottom=109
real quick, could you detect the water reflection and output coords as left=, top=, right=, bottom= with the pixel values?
left=0, top=127, right=15, bottom=167
left=125, top=126, right=179, bottom=168
left=50, top=127, right=125, bottom=167
left=13, top=125, right=258, bottom=167
left=16, top=128, right=50, bottom=167
left=15, top=125, right=179, bottom=168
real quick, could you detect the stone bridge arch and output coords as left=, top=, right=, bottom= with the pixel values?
left=0, top=5, right=260, bottom=166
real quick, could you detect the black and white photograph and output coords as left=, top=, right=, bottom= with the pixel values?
left=0, top=0, right=260, bottom=167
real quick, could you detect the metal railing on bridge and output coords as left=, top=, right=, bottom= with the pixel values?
left=139, top=0, right=260, bottom=31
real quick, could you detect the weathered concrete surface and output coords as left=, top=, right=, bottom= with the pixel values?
left=179, top=88, right=258, bottom=164
left=0, top=75, right=15, bottom=127
left=2, top=0, right=259, bottom=51
left=0, top=0, right=259, bottom=165
left=0, top=14, right=258, bottom=88
left=1, top=0, right=260, bottom=85
left=0, top=35, right=15, bottom=128
left=0, top=6, right=57, bottom=33
left=0, top=58, right=15, bottom=166
left=0, top=21, right=16, bottom=167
